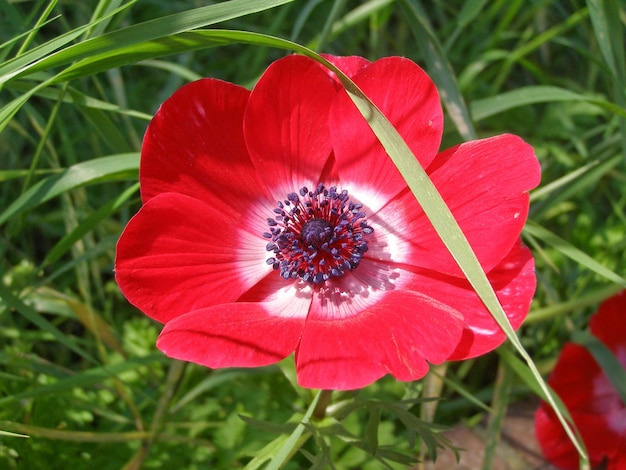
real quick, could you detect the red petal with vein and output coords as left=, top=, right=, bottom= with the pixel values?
left=445, top=241, right=536, bottom=360
left=296, top=288, right=464, bottom=390
left=157, top=303, right=306, bottom=368
left=115, top=193, right=268, bottom=324
left=244, top=55, right=336, bottom=201
left=140, top=79, right=270, bottom=214
left=380, top=134, right=540, bottom=276
left=330, top=57, right=443, bottom=212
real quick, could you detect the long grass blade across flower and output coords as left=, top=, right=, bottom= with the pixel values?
left=314, top=50, right=592, bottom=470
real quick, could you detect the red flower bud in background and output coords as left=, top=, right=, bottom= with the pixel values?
left=535, top=291, right=626, bottom=469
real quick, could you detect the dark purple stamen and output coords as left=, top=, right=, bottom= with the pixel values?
left=265, top=184, right=374, bottom=284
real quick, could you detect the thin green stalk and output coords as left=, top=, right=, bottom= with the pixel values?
left=316, top=0, right=348, bottom=52
left=418, top=364, right=447, bottom=469
left=264, top=390, right=321, bottom=470
left=482, top=356, right=513, bottom=470
left=313, top=389, right=333, bottom=420
left=15, top=0, right=59, bottom=57
left=21, top=83, right=68, bottom=193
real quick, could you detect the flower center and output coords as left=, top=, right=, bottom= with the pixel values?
left=264, top=184, right=374, bottom=284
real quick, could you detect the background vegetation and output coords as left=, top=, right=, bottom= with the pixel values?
left=1, top=0, right=624, bottom=468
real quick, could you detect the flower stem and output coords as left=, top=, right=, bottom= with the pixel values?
left=313, top=390, right=333, bottom=420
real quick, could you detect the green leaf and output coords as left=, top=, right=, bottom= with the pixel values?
left=238, top=415, right=297, bottom=435
left=243, top=434, right=289, bottom=470
left=471, top=85, right=626, bottom=121
left=0, top=153, right=139, bottom=226
left=363, top=405, right=381, bottom=455
left=458, top=0, right=490, bottom=27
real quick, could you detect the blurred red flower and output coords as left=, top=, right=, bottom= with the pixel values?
left=115, top=54, right=540, bottom=390
left=535, top=291, right=626, bottom=469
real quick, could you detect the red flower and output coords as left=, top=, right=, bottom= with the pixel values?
left=115, top=54, right=540, bottom=390
left=535, top=291, right=626, bottom=469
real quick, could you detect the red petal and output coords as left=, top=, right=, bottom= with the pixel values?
left=545, top=342, right=626, bottom=424
left=536, top=404, right=624, bottom=470
left=590, top=290, right=626, bottom=362
left=330, top=57, right=443, bottom=212
left=115, top=193, right=269, bottom=323
left=536, top=339, right=626, bottom=469
left=547, top=343, right=603, bottom=409
left=157, top=302, right=306, bottom=368
left=321, top=54, right=371, bottom=82
left=441, top=241, right=536, bottom=360
left=295, top=278, right=464, bottom=390
left=140, top=79, right=270, bottom=213
left=244, top=55, right=336, bottom=201
left=534, top=405, right=581, bottom=470
left=381, top=134, right=540, bottom=276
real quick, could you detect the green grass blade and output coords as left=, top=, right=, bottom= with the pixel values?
left=529, top=158, right=601, bottom=203
left=49, top=29, right=316, bottom=84
left=0, top=3, right=134, bottom=85
left=496, top=348, right=575, bottom=420
left=0, top=153, right=139, bottom=226
left=305, top=0, right=394, bottom=51
left=4, top=0, right=294, bottom=84
left=13, top=0, right=59, bottom=57
left=491, top=7, right=589, bottom=92
left=524, top=222, right=626, bottom=286
left=527, top=284, right=624, bottom=324
left=586, top=0, right=626, bottom=157
left=0, top=352, right=164, bottom=406
left=85, top=0, right=130, bottom=39
left=0, top=79, right=51, bottom=133
left=265, top=391, right=320, bottom=470
left=41, top=183, right=139, bottom=268
left=471, top=85, right=626, bottom=121
left=0, top=14, right=61, bottom=55
left=0, top=281, right=96, bottom=365
left=482, top=356, right=514, bottom=470
left=320, top=55, right=589, bottom=467
left=531, top=155, right=622, bottom=216
left=587, top=0, right=625, bottom=82
left=4, top=82, right=152, bottom=120
left=398, top=0, right=477, bottom=140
